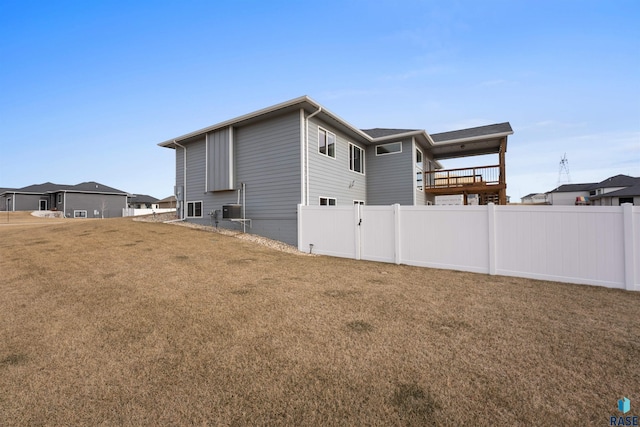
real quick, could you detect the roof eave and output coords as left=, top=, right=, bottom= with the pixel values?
left=433, top=130, right=513, bottom=145
left=158, top=95, right=373, bottom=148
left=371, top=130, right=427, bottom=143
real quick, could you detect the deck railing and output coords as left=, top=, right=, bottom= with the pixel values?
left=424, top=165, right=501, bottom=189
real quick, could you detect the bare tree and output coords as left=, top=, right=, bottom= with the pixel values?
left=100, top=199, right=108, bottom=219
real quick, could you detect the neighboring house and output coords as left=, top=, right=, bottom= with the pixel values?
left=546, top=175, right=639, bottom=206
left=589, top=176, right=640, bottom=206
left=546, top=183, right=595, bottom=205
left=129, top=194, right=159, bottom=209
left=521, top=193, right=548, bottom=204
left=158, top=96, right=513, bottom=245
left=0, top=181, right=129, bottom=218
left=589, top=175, right=640, bottom=205
left=157, top=195, right=177, bottom=209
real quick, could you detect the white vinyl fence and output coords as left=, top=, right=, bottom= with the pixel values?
left=122, top=208, right=176, bottom=217
left=298, top=204, right=640, bottom=291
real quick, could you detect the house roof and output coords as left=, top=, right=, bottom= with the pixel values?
left=593, top=174, right=639, bottom=189
left=428, top=123, right=513, bottom=160
left=9, top=182, right=65, bottom=194
left=430, top=123, right=513, bottom=143
left=131, top=194, right=159, bottom=203
left=589, top=182, right=640, bottom=200
left=158, top=96, right=512, bottom=161
left=157, top=195, right=177, bottom=203
left=158, top=95, right=373, bottom=148
left=548, top=183, right=596, bottom=193
left=548, top=175, right=639, bottom=194
left=0, top=181, right=128, bottom=196
left=62, top=182, right=128, bottom=195
left=521, top=192, right=547, bottom=199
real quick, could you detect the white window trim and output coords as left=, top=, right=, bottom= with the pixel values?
left=376, top=141, right=402, bottom=156
left=186, top=200, right=203, bottom=218
left=318, top=127, right=337, bottom=159
left=416, top=146, right=424, bottom=191
left=319, top=196, right=337, bottom=206
left=348, top=142, right=365, bottom=175
left=73, top=210, right=87, bottom=218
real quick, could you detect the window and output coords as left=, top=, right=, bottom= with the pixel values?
left=318, top=128, right=336, bottom=158
left=416, top=148, right=424, bottom=190
left=619, top=197, right=634, bottom=205
left=187, top=201, right=203, bottom=217
left=349, top=143, right=364, bottom=174
left=376, top=142, right=402, bottom=155
left=57, top=194, right=62, bottom=204
left=74, top=210, right=87, bottom=218
left=319, top=197, right=336, bottom=206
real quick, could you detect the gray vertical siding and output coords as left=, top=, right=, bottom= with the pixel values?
left=307, top=118, right=367, bottom=205
left=177, top=111, right=301, bottom=245
left=366, top=137, right=414, bottom=205
left=207, top=127, right=234, bottom=192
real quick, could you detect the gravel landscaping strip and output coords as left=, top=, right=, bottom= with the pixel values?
left=134, top=212, right=313, bottom=256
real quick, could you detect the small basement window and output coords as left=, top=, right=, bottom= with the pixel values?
left=376, top=141, right=402, bottom=155
left=187, top=201, right=203, bottom=218
left=74, top=210, right=87, bottom=218
left=319, top=197, right=336, bottom=206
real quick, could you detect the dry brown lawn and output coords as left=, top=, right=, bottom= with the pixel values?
left=1, top=212, right=638, bottom=426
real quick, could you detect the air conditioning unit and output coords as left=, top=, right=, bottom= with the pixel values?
left=222, top=204, right=242, bottom=219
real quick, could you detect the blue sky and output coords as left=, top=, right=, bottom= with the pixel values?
left=1, top=0, right=638, bottom=200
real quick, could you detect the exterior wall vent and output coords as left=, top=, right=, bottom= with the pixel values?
left=222, top=204, right=242, bottom=219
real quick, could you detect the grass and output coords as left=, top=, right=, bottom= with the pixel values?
left=1, top=212, right=638, bottom=426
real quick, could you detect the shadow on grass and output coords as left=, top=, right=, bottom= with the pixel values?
left=392, top=383, right=440, bottom=425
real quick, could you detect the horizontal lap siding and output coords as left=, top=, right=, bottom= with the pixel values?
left=366, top=137, right=413, bottom=205
left=307, top=118, right=367, bottom=205
left=235, top=112, right=301, bottom=245
left=65, top=193, right=127, bottom=218
left=14, top=194, right=41, bottom=211
left=235, top=113, right=300, bottom=219
left=178, top=112, right=301, bottom=245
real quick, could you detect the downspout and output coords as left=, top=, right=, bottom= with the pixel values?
left=174, top=140, right=187, bottom=220
left=242, top=182, right=246, bottom=233
left=305, top=106, right=322, bottom=206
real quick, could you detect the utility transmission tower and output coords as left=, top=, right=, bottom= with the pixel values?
left=557, top=153, right=571, bottom=186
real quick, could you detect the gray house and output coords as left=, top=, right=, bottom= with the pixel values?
left=159, top=96, right=513, bottom=245
left=546, top=174, right=639, bottom=206
left=1, top=181, right=129, bottom=218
